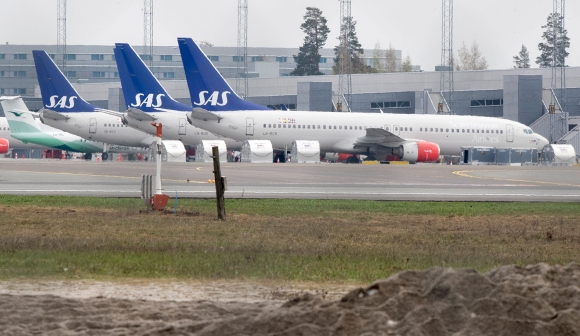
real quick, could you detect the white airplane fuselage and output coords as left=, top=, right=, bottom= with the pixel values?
left=41, top=111, right=155, bottom=148
left=192, top=111, right=549, bottom=157
left=124, top=110, right=243, bottom=149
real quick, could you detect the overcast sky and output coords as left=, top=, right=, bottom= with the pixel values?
left=2, top=0, right=579, bottom=71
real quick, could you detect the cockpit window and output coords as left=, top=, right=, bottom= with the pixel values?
left=523, top=129, right=534, bottom=134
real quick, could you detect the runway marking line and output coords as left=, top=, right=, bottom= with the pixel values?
left=453, top=170, right=580, bottom=188
left=1, top=170, right=208, bottom=184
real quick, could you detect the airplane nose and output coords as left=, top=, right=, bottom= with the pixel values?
left=538, top=135, right=549, bottom=149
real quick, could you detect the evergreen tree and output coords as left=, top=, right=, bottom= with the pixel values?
left=401, top=56, right=413, bottom=72
left=291, top=7, right=330, bottom=76
left=536, top=13, right=569, bottom=68
left=332, top=16, right=373, bottom=74
left=513, top=45, right=530, bottom=68
left=384, top=43, right=398, bottom=73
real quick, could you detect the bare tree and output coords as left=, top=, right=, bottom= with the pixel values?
left=384, top=43, right=398, bottom=73
left=371, top=42, right=385, bottom=73
left=456, top=41, right=488, bottom=70
left=401, top=55, right=413, bottom=72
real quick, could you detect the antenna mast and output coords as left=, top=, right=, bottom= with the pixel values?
left=439, top=0, right=453, bottom=113
left=143, top=0, right=154, bottom=67
left=57, top=0, right=67, bottom=71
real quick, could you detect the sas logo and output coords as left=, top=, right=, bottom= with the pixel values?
left=131, top=93, right=165, bottom=108
left=193, top=91, right=231, bottom=106
left=47, top=95, right=77, bottom=108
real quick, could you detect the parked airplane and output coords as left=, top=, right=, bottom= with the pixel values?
left=179, top=38, right=550, bottom=163
left=113, top=42, right=261, bottom=149
left=0, top=112, right=48, bottom=152
left=33, top=50, right=155, bottom=160
left=1, top=96, right=145, bottom=159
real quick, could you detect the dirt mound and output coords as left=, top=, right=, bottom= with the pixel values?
left=1, top=263, right=579, bottom=335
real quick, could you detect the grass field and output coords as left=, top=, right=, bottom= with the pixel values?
left=0, top=196, right=579, bottom=282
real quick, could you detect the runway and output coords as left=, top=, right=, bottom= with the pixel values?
left=1, top=159, right=579, bottom=201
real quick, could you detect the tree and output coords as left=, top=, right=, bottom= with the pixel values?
left=371, top=42, right=385, bottom=73
left=198, top=40, right=214, bottom=48
left=291, top=7, right=330, bottom=76
left=401, top=56, right=413, bottom=72
left=332, top=16, right=373, bottom=74
left=536, top=13, right=569, bottom=68
left=384, top=43, right=398, bottom=73
left=513, top=45, right=530, bottom=68
left=455, top=41, right=488, bottom=70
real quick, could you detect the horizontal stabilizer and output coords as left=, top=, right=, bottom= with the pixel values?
left=126, top=108, right=157, bottom=121
left=40, top=108, right=70, bottom=121
left=191, top=107, right=222, bottom=122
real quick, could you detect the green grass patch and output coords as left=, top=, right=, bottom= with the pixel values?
left=0, top=196, right=579, bottom=282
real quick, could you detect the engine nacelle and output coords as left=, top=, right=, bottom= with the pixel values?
left=0, top=138, right=9, bottom=154
left=392, top=141, right=440, bottom=163
left=321, top=152, right=352, bottom=162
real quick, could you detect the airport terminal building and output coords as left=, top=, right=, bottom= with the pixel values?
left=1, top=44, right=579, bottom=153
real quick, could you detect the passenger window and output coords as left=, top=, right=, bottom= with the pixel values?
left=404, top=127, right=407, bottom=131
left=500, top=130, right=503, bottom=134
left=477, top=130, right=479, bottom=133
left=446, top=129, right=449, bottom=132
left=430, top=128, right=433, bottom=132
left=293, top=125, right=296, bottom=128
left=410, top=127, right=412, bottom=131
left=420, top=127, right=423, bottom=131
left=263, top=124, right=266, bottom=128
left=462, top=129, right=465, bottom=133
left=278, top=124, right=281, bottom=128
left=472, top=129, right=475, bottom=133
left=486, top=130, right=489, bottom=133
left=467, top=129, right=470, bottom=133
left=451, top=129, right=454, bottom=132
left=323, top=125, right=326, bottom=129
left=435, top=128, right=438, bottom=132
left=283, top=124, right=286, bottom=128
left=334, top=126, right=337, bottom=129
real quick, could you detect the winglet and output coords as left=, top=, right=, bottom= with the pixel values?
left=177, top=37, right=270, bottom=111
left=114, top=43, right=191, bottom=112
left=32, top=50, right=98, bottom=113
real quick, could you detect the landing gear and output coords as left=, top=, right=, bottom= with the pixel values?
left=346, top=155, right=361, bottom=164
left=84, top=153, right=92, bottom=160
left=102, top=152, right=109, bottom=161
left=273, top=154, right=286, bottom=163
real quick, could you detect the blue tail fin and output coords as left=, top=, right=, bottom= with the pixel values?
left=114, top=43, right=191, bottom=112
left=177, top=37, right=270, bottom=111
left=32, top=50, right=99, bottom=112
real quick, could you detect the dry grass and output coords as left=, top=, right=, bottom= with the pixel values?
left=0, top=198, right=579, bottom=282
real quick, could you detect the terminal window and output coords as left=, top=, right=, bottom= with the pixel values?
left=276, top=56, right=287, bottom=63
left=91, top=54, right=104, bottom=61
left=13, top=88, right=26, bottom=94
left=93, top=71, right=106, bottom=78
left=13, top=71, right=26, bottom=77
left=0, top=89, right=4, bottom=94
left=471, top=99, right=503, bottom=107
left=163, top=72, right=175, bottom=79
left=65, top=71, right=76, bottom=78
left=160, top=55, right=173, bottom=61
left=0, top=54, right=5, bottom=59
left=319, top=57, right=327, bottom=63
left=13, top=53, right=27, bottom=60
left=65, top=54, right=76, bottom=60
left=371, top=101, right=411, bottom=109
left=208, top=56, right=219, bottom=62
left=232, top=56, right=244, bottom=62
left=0, top=71, right=4, bottom=77
left=251, top=56, right=264, bottom=62
left=140, top=54, right=153, bottom=61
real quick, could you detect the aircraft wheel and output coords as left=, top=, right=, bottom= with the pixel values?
left=102, top=152, right=109, bottom=161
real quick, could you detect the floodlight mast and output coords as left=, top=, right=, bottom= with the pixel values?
left=337, top=0, right=352, bottom=112
left=57, top=0, right=67, bottom=71
left=143, top=0, right=154, bottom=67
left=236, top=0, right=249, bottom=98
left=439, top=0, right=453, bottom=114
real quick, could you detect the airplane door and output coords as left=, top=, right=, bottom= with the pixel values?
left=178, top=118, right=186, bottom=135
left=506, top=124, right=514, bottom=142
left=393, top=125, right=401, bottom=136
left=89, top=118, right=97, bottom=134
left=246, top=118, right=254, bottom=136
left=384, top=124, right=391, bottom=132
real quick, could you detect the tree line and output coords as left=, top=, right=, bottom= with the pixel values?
left=290, top=7, right=570, bottom=76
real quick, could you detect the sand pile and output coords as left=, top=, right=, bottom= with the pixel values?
left=1, top=263, right=579, bottom=335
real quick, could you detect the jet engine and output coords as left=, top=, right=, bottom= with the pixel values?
left=391, top=141, right=440, bottom=163
left=0, top=138, right=9, bottom=154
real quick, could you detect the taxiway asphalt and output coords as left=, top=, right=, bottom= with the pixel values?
left=0, top=159, right=579, bottom=202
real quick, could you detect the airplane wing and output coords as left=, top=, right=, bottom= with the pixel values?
left=354, top=127, right=406, bottom=146
left=40, top=108, right=70, bottom=121
left=190, top=107, right=223, bottom=122
left=126, top=108, right=157, bottom=121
